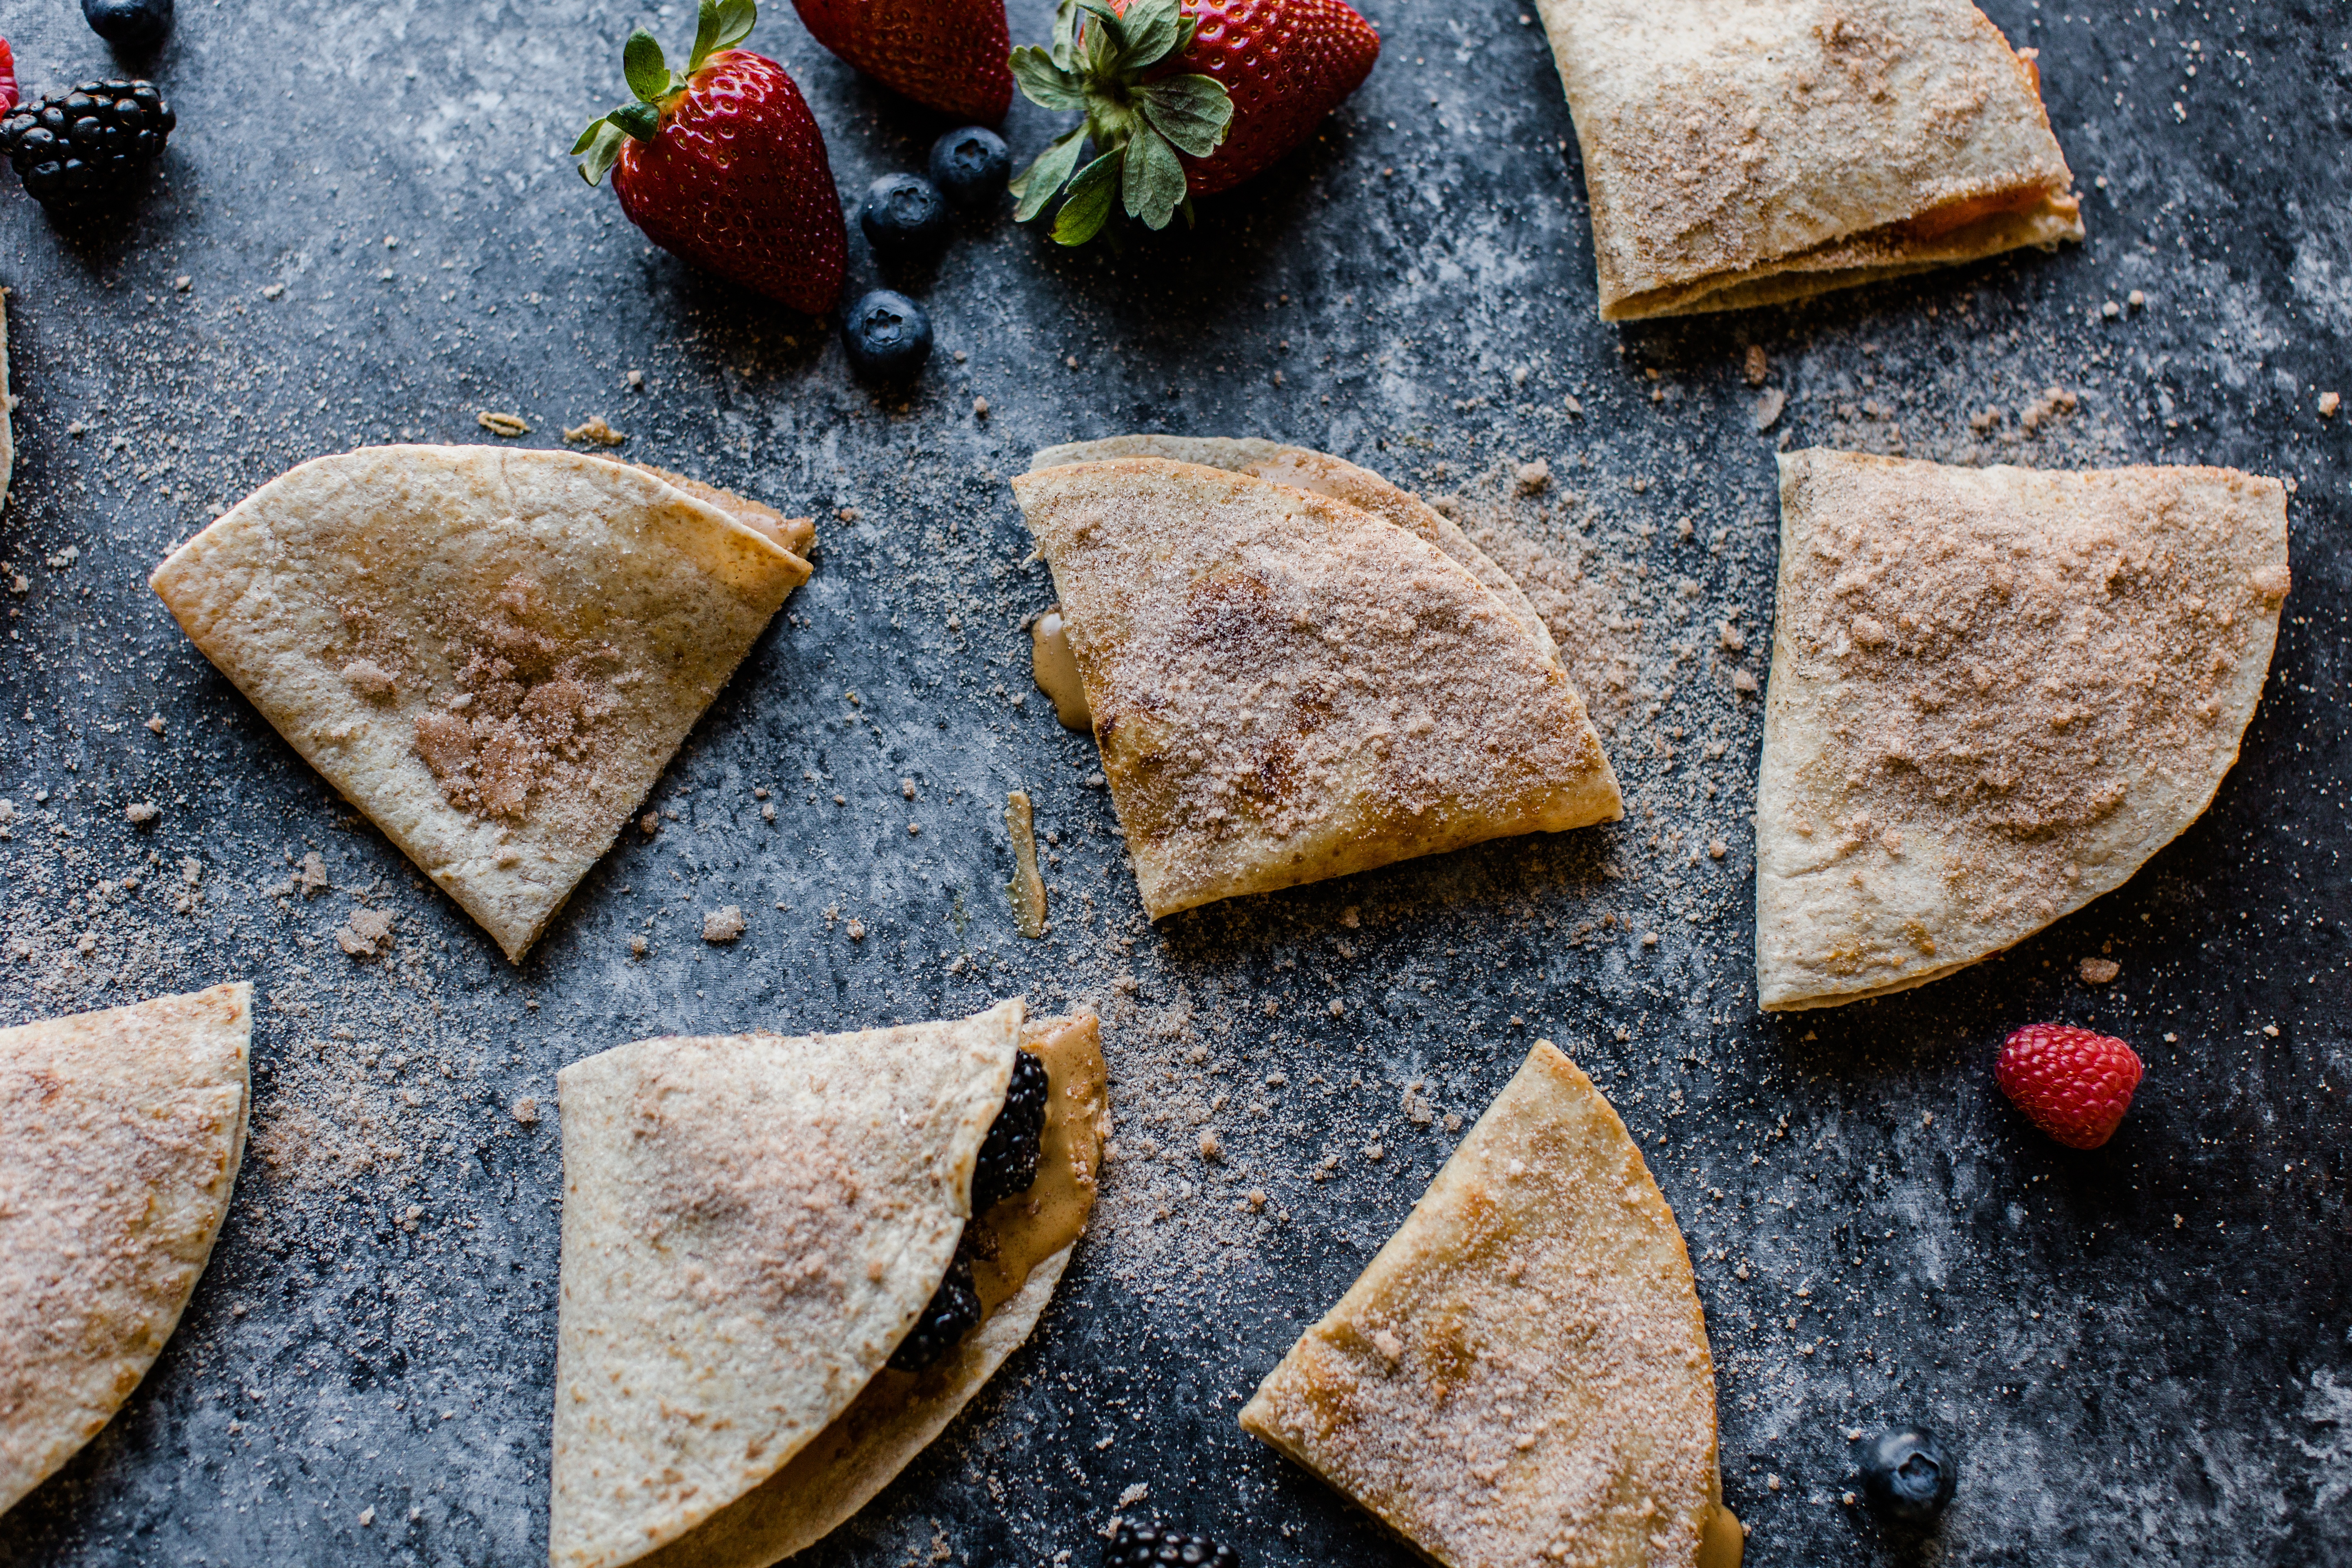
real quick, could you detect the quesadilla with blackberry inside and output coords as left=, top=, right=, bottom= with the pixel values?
left=548, top=1000, right=1107, bottom=1568
left=1013, top=441, right=1621, bottom=920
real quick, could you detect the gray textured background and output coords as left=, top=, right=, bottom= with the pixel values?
left=0, top=0, right=2347, bottom=1563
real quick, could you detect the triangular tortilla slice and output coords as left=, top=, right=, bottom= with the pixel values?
left=551, top=1002, right=1107, bottom=1568
left=1031, top=436, right=1556, bottom=655
left=149, top=445, right=812, bottom=962
left=1241, top=1040, right=1735, bottom=1568
left=1011, top=458, right=1623, bottom=919
left=0, top=983, right=252, bottom=1517
left=1532, top=0, right=2084, bottom=320
left=1757, top=450, right=2290, bottom=1010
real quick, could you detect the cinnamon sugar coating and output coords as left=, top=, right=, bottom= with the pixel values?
left=1757, top=450, right=2290, bottom=1009
left=1012, top=459, right=1622, bottom=919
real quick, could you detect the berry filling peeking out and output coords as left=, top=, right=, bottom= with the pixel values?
left=891, top=1049, right=1051, bottom=1372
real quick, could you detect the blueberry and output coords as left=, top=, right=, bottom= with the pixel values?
left=858, top=173, right=950, bottom=256
left=841, top=289, right=932, bottom=381
left=1857, top=1424, right=1956, bottom=1525
left=82, top=0, right=174, bottom=49
left=928, top=126, right=1011, bottom=207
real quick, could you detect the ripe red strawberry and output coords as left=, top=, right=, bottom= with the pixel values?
left=791, top=0, right=1012, bottom=122
left=1996, top=1024, right=2144, bottom=1150
left=1007, top=0, right=1376, bottom=244
left=575, top=0, right=846, bottom=314
left=1121, top=0, right=1377, bottom=197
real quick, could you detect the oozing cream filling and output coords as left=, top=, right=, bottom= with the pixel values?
left=1698, top=1501, right=1744, bottom=1568
left=1030, top=609, right=1093, bottom=732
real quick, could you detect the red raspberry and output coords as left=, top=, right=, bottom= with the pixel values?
left=1996, top=1024, right=2144, bottom=1150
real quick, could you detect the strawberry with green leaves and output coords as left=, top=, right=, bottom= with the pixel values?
left=575, top=0, right=846, bottom=314
left=1009, top=0, right=1378, bottom=245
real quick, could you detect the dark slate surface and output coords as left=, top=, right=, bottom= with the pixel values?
left=1, top=0, right=2347, bottom=1563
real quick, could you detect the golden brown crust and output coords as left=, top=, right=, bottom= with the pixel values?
left=1756, top=451, right=2290, bottom=1009
left=1011, top=458, right=1622, bottom=919
left=625, top=464, right=817, bottom=562
left=0, top=984, right=252, bottom=1516
left=1241, top=1041, right=1719, bottom=1568
left=1532, top=0, right=2083, bottom=319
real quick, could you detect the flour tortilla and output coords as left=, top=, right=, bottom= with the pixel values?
left=633, top=1250, right=1071, bottom=1568
left=149, top=446, right=812, bottom=962
left=1241, top=1040, right=1722, bottom=1568
left=1532, top=0, right=2084, bottom=320
left=1757, top=450, right=2290, bottom=1010
left=0, top=983, right=252, bottom=1517
left=1030, top=436, right=1555, bottom=654
left=1011, top=458, right=1622, bottom=919
left=608, top=461, right=818, bottom=561
left=627, top=1009, right=1107, bottom=1568
left=550, top=1000, right=1060, bottom=1568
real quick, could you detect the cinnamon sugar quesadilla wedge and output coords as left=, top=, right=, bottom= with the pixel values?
left=550, top=1000, right=1106, bottom=1568
left=1241, top=1040, right=1740, bottom=1568
left=0, top=984, right=252, bottom=1517
left=1757, top=450, right=2290, bottom=1011
left=1011, top=454, right=1621, bottom=919
left=1532, top=0, right=2085, bottom=320
left=149, top=446, right=812, bottom=962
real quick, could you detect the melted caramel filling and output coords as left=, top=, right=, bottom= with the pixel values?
left=1030, top=609, right=1093, bottom=731
left=970, top=1011, right=1107, bottom=1313
left=1697, top=1502, right=1744, bottom=1568
left=1898, top=183, right=2076, bottom=244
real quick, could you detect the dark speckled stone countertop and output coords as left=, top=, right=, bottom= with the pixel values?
left=0, top=0, right=2345, bottom=1563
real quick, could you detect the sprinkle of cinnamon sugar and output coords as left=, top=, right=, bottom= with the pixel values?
left=408, top=575, right=624, bottom=824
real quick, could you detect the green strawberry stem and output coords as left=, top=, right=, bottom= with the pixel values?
left=573, top=0, right=760, bottom=185
left=1007, top=0, right=1233, bottom=245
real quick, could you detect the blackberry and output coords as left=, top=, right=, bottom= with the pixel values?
left=1104, top=1520, right=1239, bottom=1568
left=971, top=1048, right=1049, bottom=1212
left=887, top=1051, right=1052, bottom=1374
left=887, top=1234, right=981, bottom=1373
left=1, top=78, right=174, bottom=212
